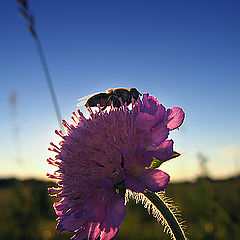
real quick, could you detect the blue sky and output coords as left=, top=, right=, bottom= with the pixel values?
left=1, top=0, right=240, bottom=181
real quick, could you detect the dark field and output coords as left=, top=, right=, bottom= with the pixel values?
left=0, top=177, right=239, bottom=240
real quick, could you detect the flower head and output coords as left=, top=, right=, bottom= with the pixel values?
left=48, top=93, right=185, bottom=240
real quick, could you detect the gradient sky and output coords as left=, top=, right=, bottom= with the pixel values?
left=1, top=0, right=240, bottom=181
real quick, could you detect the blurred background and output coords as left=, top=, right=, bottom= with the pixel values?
left=0, top=0, right=239, bottom=239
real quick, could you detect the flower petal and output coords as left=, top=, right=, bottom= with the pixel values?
left=72, top=222, right=101, bottom=240
left=83, top=188, right=125, bottom=230
left=57, top=211, right=86, bottom=233
left=166, top=107, right=185, bottom=130
left=88, top=222, right=102, bottom=240
left=141, top=94, right=160, bottom=115
left=83, top=194, right=107, bottom=222
left=108, top=196, right=126, bottom=227
left=48, top=93, right=185, bottom=239
left=154, top=104, right=166, bottom=126
left=147, top=123, right=169, bottom=147
left=146, top=140, right=174, bottom=161
left=136, top=112, right=155, bottom=130
left=100, top=227, right=119, bottom=240
left=140, top=169, right=170, bottom=192
left=125, top=173, right=146, bottom=192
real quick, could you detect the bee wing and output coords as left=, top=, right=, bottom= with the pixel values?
left=76, top=91, right=106, bottom=107
left=76, top=99, right=87, bottom=107
left=76, top=94, right=93, bottom=107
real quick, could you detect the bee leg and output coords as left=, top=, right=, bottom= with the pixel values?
left=101, top=105, right=107, bottom=111
left=103, top=95, right=114, bottom=109
left=110, top=95, right=121, bottom=108
left=118, top=97, right=123, bottom=106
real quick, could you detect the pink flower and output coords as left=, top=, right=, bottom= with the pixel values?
left=47, top=94, right=185, bottom=240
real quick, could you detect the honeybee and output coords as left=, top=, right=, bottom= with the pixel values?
left=77, top=88, right=141, bottom=110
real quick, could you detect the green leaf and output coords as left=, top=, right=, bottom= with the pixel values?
left=146, top=152, right=181, bottom=169
left=171, top=151, right=181, bottom=159
left=146, top=157, right=164, bottom=169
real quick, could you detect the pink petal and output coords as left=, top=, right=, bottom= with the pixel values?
left=100, top=227, right=119, bottom=240
left=72, top=222, right=101, bottom=240
left=87, top=222, right=101, bottom=240
left=140, top=169, right=170, bottom=192
left=166, top=107, right=185, bottom=130
left=53, top=202, right=64, bottom=216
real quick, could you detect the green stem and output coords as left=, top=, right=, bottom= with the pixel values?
left=143, top=191, right=186, bottom=240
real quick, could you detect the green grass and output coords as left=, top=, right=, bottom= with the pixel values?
left=0, top=177, right=239, bottom=240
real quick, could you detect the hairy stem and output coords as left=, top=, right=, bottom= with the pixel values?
left=143, top=190, right=186, bottom=240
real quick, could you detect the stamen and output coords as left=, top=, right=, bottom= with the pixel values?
left=97, top=103, right=101, bottom=111
left=62, top=119, right=71, bottom=130
left=47, top=158, right=59, bottom=167
left=48, top=147, right=60, bottom=153
left=72, top=111, right=80, bottom=120
left=71, top=116, right=77, bottom=124
left=50, top=142, right=60, bottom=150
left=55, top=130, right=65, bottom=139
left=77, top=109, right=84, bottom=117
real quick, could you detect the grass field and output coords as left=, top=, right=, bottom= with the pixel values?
left=0, top=176, right=239, bottom=240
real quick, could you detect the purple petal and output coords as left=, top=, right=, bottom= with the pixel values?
left=140, top=169, right=170, bottom=192
left=153, top=104, right=166, bottom=126
left=57, top=212, right=86, bottom=233
left=166, top=107, right=185, bottom=130
left=147, top=123, right=169, bottom=147
left=136, top=112, right=155, bottom=130
left=84, top=194, right=106, bottom=222
left=125, top=173, right=146, bottom=192
left=108, top=196, right=126, bottom=227
left=82, top=185, right=125, bottom=231
left=71, top=227, right=88, bottom=240
left=140, top=94, right=158, bottom=114
left=147, top=140, right=174, bottom=162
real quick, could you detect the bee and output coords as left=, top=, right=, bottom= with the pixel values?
left=77, top=88, right=141, bottom=110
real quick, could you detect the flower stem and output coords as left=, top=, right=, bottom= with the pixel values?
left=143, top=190, right=186, bottom=240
